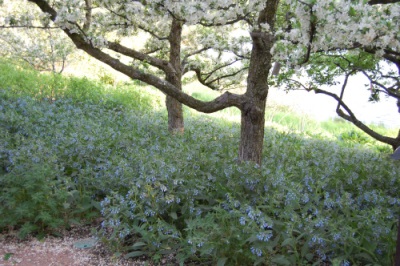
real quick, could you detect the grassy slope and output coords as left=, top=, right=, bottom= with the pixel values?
left=1, top=60, right=400, bottom=265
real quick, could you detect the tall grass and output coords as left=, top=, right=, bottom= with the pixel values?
left=1, top=60, right=399, bottom=265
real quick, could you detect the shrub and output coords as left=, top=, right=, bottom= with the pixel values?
left=0, top=164, right=70, bottom=238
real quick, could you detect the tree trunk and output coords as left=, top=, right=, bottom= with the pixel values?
left=238, top=1, right=279, bottom=165
left=239, top=99, right=266, bottom=165
left=166, top=96, right=184, bottom=134
left=166, top=18, right=184, bottom=134
left=238, top=40, right=270, bottom=165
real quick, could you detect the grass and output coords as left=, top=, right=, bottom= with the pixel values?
left=1, top=59, right=399, bottom=265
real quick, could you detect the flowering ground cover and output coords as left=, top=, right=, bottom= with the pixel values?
left=0, top=62, right=399, bottom=265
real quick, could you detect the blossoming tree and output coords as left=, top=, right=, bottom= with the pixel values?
left=2, top=0, right=399, bottom=164
left=0, top=1, right=76, bottom=74
left=273, top=0, right=400, bottom=150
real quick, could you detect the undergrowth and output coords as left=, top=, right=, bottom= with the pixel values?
left=0, top=60, right=399, bottom=265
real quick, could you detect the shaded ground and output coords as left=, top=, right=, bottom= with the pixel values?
left=0, top=225, right=152, bottom=266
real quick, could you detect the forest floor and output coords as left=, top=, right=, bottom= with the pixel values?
left=0, top=224, right=167, bottom=266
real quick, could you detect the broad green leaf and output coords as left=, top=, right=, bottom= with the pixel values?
left=271, top=255, right=291, bottom=266
left=281, top=238, right=294, bottom=248
left=217, top=257, right=228, bottom=266
left=169, top=211, right=178, bottom=220
left=131, top=241, right=147, bottom=250
left=124, top=251, right=147, bottom=259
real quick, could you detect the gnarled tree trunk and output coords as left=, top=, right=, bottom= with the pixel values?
left=166, top=18, right=184, bottom=134
left=238, top=1, right=279, bottom=165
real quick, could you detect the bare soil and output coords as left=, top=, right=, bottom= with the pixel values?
left=0, top=225, right=166, bottom=266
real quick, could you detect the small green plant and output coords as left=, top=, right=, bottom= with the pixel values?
left=0, top=164, right=71, bottom=238
left=339, top=129, right=370, bottom=144
left=3, top=253, right=13, bottom=261
left=98, top=71, right=116, bottom=86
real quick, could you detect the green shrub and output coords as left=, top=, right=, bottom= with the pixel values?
left=65, top=76, right=104, bottom=103
left=0, top=164, right=70, bottom=238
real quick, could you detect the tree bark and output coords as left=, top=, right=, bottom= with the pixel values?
left=239, top=99, right=266, bottom=164
left=166, top=18, right=184, bottom=134
left=238, top=1, right=279, bottom=165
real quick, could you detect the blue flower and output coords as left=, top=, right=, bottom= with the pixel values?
left=341, top=260, right=350, bottom=266
left=250, top=246, right=262, bottom=257
left=257, top=232, right=272, bottom=242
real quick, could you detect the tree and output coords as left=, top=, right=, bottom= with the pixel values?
left=2, top=0, right=399, bottom=164
left=273, top=0, right=400, bottom=150
left=0, top=27, right=75, bottom=74
left=0, top=1, right=75, bottom=73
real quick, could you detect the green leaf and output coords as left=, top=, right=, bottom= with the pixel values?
left=169, top=211, right=178, bottom=220
left=217, top=257, right=228, bottom=266
left=348, top=7, right=356, bottom=17
left=271, top=255, right=291, bottom=266
left=131, top=241, right=147, bottom=250
left=245, top=235, right=258, bottom=243
left=301, top=242, right=309, bottom=257
left=124, top=251, right=147, bottom=259
left=281, top=238, right=294, bottom=248
left=254, top=257, right=265, bottom=266
left=355, top=252, right=374, bottom=262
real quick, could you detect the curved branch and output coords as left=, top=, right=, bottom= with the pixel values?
left=360, top=70, right=400, bottom=99
left=107, top=42, right=171, bottom=72
left=312, top=86, right=400, bottom=150
left=181, top=46, right=212, bottom=73
left=296, top=0, right=317, bottom=65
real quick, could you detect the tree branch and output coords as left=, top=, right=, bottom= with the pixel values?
left=83, top=0, right=92, bottom=32
left=105, top=7, right=169, bottom=41
left=181, top=46, right=212, bottom=73
left=107, top=42, right=172, bottom=73
left=368, top=0, right=400, bottom=5
left=312, top=82, right=400, bottom=150
left=191, top=57, right=247, bottom=90
left=360, top=70, right=400, bottom=99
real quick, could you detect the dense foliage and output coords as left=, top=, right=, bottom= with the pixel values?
left=1, top=62, right=399, bottom=265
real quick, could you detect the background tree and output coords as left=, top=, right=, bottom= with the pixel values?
left=0, top=1, right=75, bottom=73
left=273, top=0, right=400, bottom=150
left=0, top=1, right=77, bottom=101
left=0, top=28, right=74, bottom=73
left=3, top=0, right=399, bottom=164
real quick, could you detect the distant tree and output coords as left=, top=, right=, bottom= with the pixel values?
left=0, top=28, right=74, bottom=73
left=0, top=1, right=75, bottom=73
left=2, top=0, right=399, bottom=164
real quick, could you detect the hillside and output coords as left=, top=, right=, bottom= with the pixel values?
left=1, top=60, right=399, bottom=265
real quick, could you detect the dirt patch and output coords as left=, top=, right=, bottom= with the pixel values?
left=0, top=225, right=150, bottom=266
